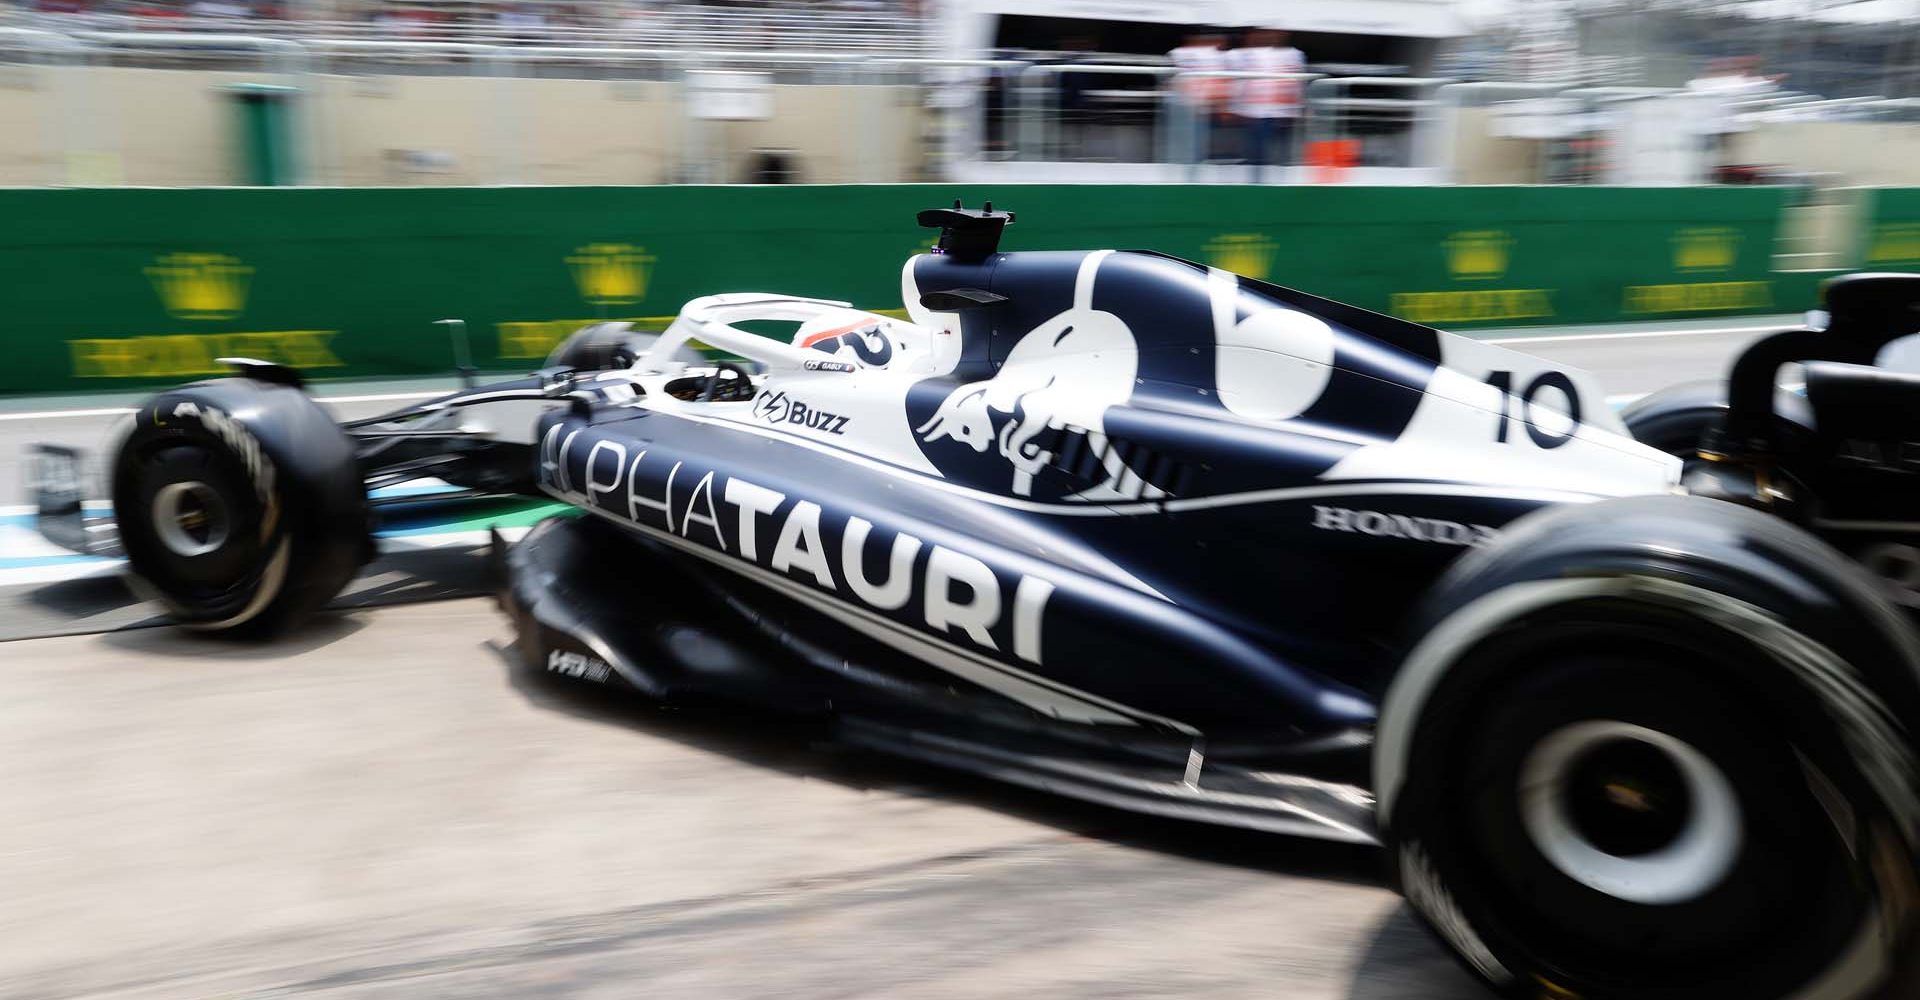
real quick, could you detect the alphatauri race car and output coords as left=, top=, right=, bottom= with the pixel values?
left=31, top=205, right=1920, bottom=1000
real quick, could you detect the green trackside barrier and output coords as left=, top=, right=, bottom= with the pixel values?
left=1773, top=269, right=1843, bottom=316
left=0, top=184, right=1793, bottom=396
left=1761, top=186, right=1920, bottom=318
left=1859, top=188, right=1920, bottom=273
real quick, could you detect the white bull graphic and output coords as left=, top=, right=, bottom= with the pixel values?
left=915, top=308, right=1139, bottom=497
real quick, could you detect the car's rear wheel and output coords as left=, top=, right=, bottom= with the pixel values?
left=1619, top=380, right=1811, bottom=459
left=1391, top=609, right=1913, bottom=1000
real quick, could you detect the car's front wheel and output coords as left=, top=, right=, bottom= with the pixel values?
left=113, top=379, right=369, bottom=635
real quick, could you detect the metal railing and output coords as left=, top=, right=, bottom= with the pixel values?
left=3, top=3, right=931, bottom=56
left=940, top=61, right=1384, bottom=176
left=1164, top=68, right=1322, bottom=178
left=0, top=26, right=1465, bottom=186
left=1014, top=62, right=1172, bottom=164
left=1302, top=76, right=1452, bottom=170
left=29, top=21, right=1917, bottom=189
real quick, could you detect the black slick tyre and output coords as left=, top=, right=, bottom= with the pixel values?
left=1381, top=496, right=1920, bottom=1000
left=112, top=379, right=369, bottom=636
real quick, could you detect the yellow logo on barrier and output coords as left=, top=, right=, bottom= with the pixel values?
left=1391, top=290, right=1555, bottom=325
left=1203, top=234, right=1278, bottom=281
left=1672, top=226, right=1740, bottom=273
left=567, top=243, right=655, bottom=307
left=1620, top=226, right=1766, bottom=314
left=1866, top=223, right=1920, bottom=266
left=1386, top=229, right=1551, bottom=325
left=1444, top=230, right=1513, bottom=282
left=1623, top=282, right=1773, bottom=315
left=69, top=331, right=343, bottom=379
left=146, top=252, right=254, bottom=321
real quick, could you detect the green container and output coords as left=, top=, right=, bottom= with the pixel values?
left=229, top=84, right=298, bottom=187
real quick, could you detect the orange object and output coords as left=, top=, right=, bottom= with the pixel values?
left=1305, top=139, right=1358, bottom=183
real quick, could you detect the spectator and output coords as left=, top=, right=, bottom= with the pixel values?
left=1232, top=28, right=1305, bottom=182
left=1168, top=31, right=1229, bottom=167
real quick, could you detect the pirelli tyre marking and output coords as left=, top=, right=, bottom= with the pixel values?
left=163, top=400, right=279, bottom=541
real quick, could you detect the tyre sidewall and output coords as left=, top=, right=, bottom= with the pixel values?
left=114, top=381, right=368, bottom=634
left=1391, top=601, right=1912, bottom=1000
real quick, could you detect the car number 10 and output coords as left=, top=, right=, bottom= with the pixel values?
left=1484, top=370, right=1581, bottom=450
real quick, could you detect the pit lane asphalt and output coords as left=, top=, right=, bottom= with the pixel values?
left=0, top=317, right=1787, bottom=999
left=2, top=597, right=1472, bottom=1000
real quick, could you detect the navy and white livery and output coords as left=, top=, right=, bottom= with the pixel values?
left=39, top=204, right=1920, bottom=1000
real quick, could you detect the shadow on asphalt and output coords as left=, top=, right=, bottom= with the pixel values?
left=1, top=544, right=499, bottom=642
left=2, top=572, right=163, bottom=641
left=1346, top=908, right=1486, bottom=1000
left=98, top=609, right=370, bottom=660
left=24, top=572, right=135, bottom=619
left=490, top=640, right=1490, bottom=998
left=488, top=639, right=1383, bottom=884
left=331, top=547, right=498, bottom=609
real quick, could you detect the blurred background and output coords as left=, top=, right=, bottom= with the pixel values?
left=3, top=0, right=1920, bottom=190
left=5, top=5, right=1920, bottom=999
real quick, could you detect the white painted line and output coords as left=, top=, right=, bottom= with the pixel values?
left=0, top=387, right=453, bottom=422
left=0, top=523, right=92, bottom=560
left=0, top=406, right=134, bottom=422
left=0, top=559, right=121, bottom=588
left=1485, top=324, right=1783, bottom=346
left=0, top=524, right=532, bottom=588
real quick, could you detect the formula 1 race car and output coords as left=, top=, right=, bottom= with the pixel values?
left=30, top=204, right=1920, bottom=1000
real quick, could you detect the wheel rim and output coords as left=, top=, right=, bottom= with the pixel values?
left=151, top=480, right=231, bottom=558
left=1518, top=720, right=1744, bottom=906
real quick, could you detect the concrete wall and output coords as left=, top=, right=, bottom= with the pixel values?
left=0, top=65, right=923, bottom=187
left=1441, top=114, right=1920, bottom=189
left=1443, top=107, right=1540, bottom=185
left=1733, top=122, right=1920, bottom=188
left=0, top=66, right=258, bottom=186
